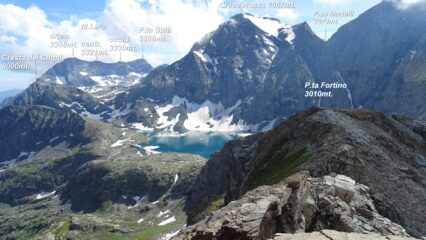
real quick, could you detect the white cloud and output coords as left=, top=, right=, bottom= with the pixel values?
left=0, top=0, right=225, bottom=75
left=275, top=9, right=299, bottom=23
left=0, top=35, right=17, bottom=44
left=313, top=0, right=353, bottom=6
left=0, top=4, right=51, bottom=37
left=102, top=0, right=224, bottom=52
left=388, top=0, right=426, bottom=9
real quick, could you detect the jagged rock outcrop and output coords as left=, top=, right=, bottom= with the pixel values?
left=185, top=107, right=426, bottom=237
left=177, top=172, right=411, bottom=240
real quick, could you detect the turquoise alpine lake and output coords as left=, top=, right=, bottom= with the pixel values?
left=141, top=131, right=249, bottom=158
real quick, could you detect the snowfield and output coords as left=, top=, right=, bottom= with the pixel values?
left=132, top=96, right=277, bottom=133
left=243, top=13, right=295, bottom=44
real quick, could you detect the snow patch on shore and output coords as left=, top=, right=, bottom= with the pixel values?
left=158, top=216, right=176, bottom=226
left=162, top=230, right=180, bottom=240
left=144, top=146, right=161, bottom=155
left=36, top=190, right=56, bottom=200
left=111, top=138, right=131, bottom=147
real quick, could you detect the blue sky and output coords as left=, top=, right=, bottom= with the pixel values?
left=0, top=0, right=386, bottom=91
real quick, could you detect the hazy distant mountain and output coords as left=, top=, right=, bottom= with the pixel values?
left=39, top=58, right=153, bottom=88
left=2, top=58, right=155, bottom=122
left=0, top=89, right=21, bottom=102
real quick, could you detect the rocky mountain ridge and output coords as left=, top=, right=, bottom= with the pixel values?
left=184, top=107, right=426, bottom=237
left=178, top=172, right=414, bottom=240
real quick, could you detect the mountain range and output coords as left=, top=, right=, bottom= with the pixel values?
left=120, top=0, right=426, bottom=130
left=3, top=1, right=424, bottom=134
left=0, top=0, right=425, bottom=239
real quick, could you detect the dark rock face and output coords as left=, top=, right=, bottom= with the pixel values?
left=239, top=22, right=324, bottom=123
left=185, top=108, right=426, bottom=237
left=178, top=172, right=411, bottom=240
left=125, top=98, right=160, bottom=125
left=0, top=105, right=86, bottom=163
left=242, top=1, right=426, bottom=123
left=132, top=14, right=288, bottom=108
left=40, top=58, right=153, bottom=87
left=316, top=1, right=426, bottom=119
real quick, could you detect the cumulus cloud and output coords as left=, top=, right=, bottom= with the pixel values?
left=0, top=0, right=225, bottom=75
left=102, top=0, right=224, bottom=53
left=274, top=9, right=299, bottom=23
left=313, top=0, right=353, bottom=6
left=388, top=0, right=426, bottom=9
left=0, top=4, right=51, bottom=37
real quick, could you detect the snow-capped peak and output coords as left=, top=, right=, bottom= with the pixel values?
left=243, top=14, right=284, bottom=37
left=242, top=14, right=295, bottom=44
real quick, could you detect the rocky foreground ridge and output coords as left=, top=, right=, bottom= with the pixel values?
left=184, top=107, right=426, bottom=238
left=177, top=172, right=416, bottom=240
